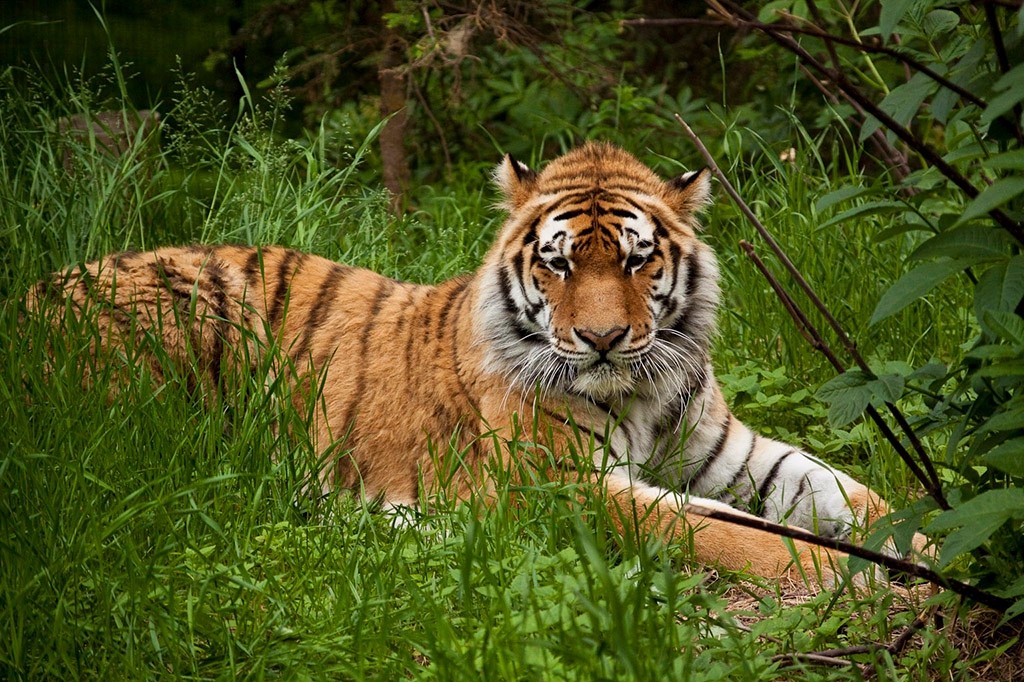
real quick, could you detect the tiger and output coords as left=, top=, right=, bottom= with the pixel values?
left=28, top=142, right=923, bottom=587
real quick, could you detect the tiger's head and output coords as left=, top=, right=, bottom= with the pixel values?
left=478, top=142, right=720, bottom=402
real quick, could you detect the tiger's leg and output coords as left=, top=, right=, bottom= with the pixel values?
left=600, top=471, right=849, bottom=586
left=699, top=424, right=930, bottom=562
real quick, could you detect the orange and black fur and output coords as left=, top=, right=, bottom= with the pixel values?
left=28, top=143, right=923, bottom=585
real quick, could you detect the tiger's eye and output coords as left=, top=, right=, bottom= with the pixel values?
left=625, top=254, right=647, bottom=271
left=548, top=257, right=570, bottom=273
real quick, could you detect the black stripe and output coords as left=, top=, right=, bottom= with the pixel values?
left=449, top=281, right=481, bottom=416
left=684, top=251, right=701, bottom=297
left=650, top=215, right=670, bottom=239
left=793, top=474, right=809, bottom=505
left=594, top=400, right=628, bottom=451
left=541, top=408, right=610, bottom=456
left=520, top=215, right=543, bottom=248
left=755, top=450, right=795, bottom=516
left=291, top=264, right=349, bottom=365
left=340, top=281, right=394, bottom=432
left=497, top=266, right=540, bottom=343
left=242, top=248, right=262, bottom=290
left=403, top=290, right=421, bottom=394
left=268, top=250, right=302, bottom=329
left=203, top=256, right=231, bottom=387
left=688, top=413, right=732, bottom=488
left=724, top=433, right=759, bottom=491
left=554, top=209, right=585, bottom=221
left=436, top=278, right=470, bottom=340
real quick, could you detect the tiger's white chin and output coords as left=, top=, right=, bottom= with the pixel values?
left=572, top=364, right=635, bottom=400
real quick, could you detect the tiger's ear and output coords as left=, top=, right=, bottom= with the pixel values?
left=494, top=154, right=539, bottom=210
left=665, top=168, right=712, bottom=217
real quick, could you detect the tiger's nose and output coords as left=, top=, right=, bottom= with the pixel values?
left=574, top=326, right=629, bottom=352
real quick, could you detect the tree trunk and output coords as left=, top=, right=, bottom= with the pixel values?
left=378, top=0, right=410, bottom=213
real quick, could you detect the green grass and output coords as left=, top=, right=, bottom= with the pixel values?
left=0, top=64, right=993, bottom=680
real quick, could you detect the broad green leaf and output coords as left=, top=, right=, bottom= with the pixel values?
left=870, top=258, right=975, bottom=325
left=957, top=177, right=1024, bottom=224
left=923, top=9, right=959, bottom=36
left=980, top=87, right=1024, bottom=126
left=816, top=371, right=873, bottom=427
left=908, top=362, right=947, bottom=382
left=978, top=403, right=1024, bottom=434
left=925, top=488, right=1024, bottom=567
left=880, top=0, right=914, bottom=40
left=814, top=185, right=869, bottom=213
left=861, top=72, right=936, bottom=142
left=976, top=360, right=1024, bottom=378
left=983, top=150, right=1024, bottom=171
left=910, top=226, right=1014, bottom=262
left=975, top=257, right=1024, bottom=328
left=819, top=200, right=904, bottom=228
left=874, top=223, right=930, bottom=243
left=931, top=85, right=958, bottom=125
left=981, top=64, right=1024, bottom=124
left=869, top=373, right=905, bottom=404
left=983, top=310, right=1024, bottom=344
left=967, top=344, right=1021, bottom=361
left=983, top=438, right=1024, bottom=477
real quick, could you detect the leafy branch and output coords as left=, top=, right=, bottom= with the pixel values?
left=712, top=0, right=1024, bottom=244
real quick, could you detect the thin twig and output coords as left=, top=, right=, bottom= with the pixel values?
left=771, top=613, right=932, bottom=670
left=676, top=112, right=949, bottom=507
left=687, top=503, right=1010, bottom=612
left=775, top=652, right=857, bottom=668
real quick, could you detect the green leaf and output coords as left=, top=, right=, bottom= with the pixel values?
left=981, top=63, right=1024, bottom=125
left=978, top=403, right=1024, bottom=434
left=816, top=371, right=873, bottom=427
left=980, top=87, right=1024, bottom=126
left=870, top=259, right=974, bottom=325
left=923, top=9, right=959, bottom=36
left=814, top=185, right=870, bottom=213
left=983, top=438, right=1024, bottom=477
left=982, top=150, right=1024, bottom=171
left=819, top=200, right=905, bottom=228
left=910, top=226, right=1014, bottom=262
left=873, top=223, right=930, bottom=243
left=983, top=310, right=1024, bottom=344
left=879, top=0, right=914, bottom=40
left=861, top=72, right=937, bottom=142
left=869, top=373, right=905, bottom=404
left=975, top=257, right=1024, bottom=328
left=908, top=362, right=947, bottom=382
left=976, top=360, right=1024, bottom=378
left=925, top=488, right=1024, bottom=567
left=958, top=178, right=1024, bottom=225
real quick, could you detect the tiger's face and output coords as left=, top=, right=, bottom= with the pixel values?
left=479, top=142, right=719, bottom=402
